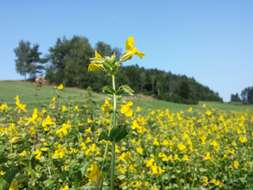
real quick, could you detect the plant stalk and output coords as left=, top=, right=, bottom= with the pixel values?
left=110, top=74, right=117, bottom=190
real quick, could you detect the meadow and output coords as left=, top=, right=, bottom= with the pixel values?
left=0, top=81, right=252, bottom=113
left=1, top=81, right=253, bottom=190
left=1, top=36, right=253, bottom=190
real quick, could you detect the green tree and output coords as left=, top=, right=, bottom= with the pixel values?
left=14, top=40, right=45, bottom=80
left=241, top=87, right=253, bottom=104
left=230, top=93, right=241, bottom=103
left=47, top=36, right=93, bottom=87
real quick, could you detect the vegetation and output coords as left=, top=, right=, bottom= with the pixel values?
left=1, top=84, right=253, bottom=189
left=1, top=36, right=253, bottom=190
left=230, top=87, right=253, bottom=104
left=14, top=36, right=222, bottom=104
left=0, top=81, right=252, bottom=113
left=14, top=41, right=47, bottom=80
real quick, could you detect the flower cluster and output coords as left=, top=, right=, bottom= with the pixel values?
left=0, top=95, right=253, bottom=189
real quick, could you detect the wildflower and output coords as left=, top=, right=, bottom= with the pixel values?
left=120, top=101, right=133, bottom=117
left=177, top=143, right=186, bottom=152
left=239, top=136, right=247, bottom=144
left=52, top=144, right=66, bottom=159
left=86, top=163, right=101, bottom=184
left=42, top=115, right=55, bottom=131
left=232, top=160, right=240, bottom=169
left=136, top=146, right=143, bottom=154
left=9, top=179, right=19, bottom=190
left=61, top=105, right=67, bottom=112
left=56, top=122, right=71, bottom=138
left=88, top=51, right=105, bottom=72
left=59, top=184, right=69, bottom=190
left=33, top=149, right=42, bottom=160
left=203, top=152, right=212, bottom=161
left=120, top=36, right=144, bottom=62
left=19, top=150, right=29, bottom=157
left=0, top=170, right=5, bottom=176
left=101, top=98, right=112, bottom=112
left=201, top=176, right=209, bottom=185
left=15, top=96, right=26, bottom=112
left=56, top=83, right=64, bottom=90
left=0, top=102, right=8, bottom=112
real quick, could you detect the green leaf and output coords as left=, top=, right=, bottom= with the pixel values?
left=117, top=85, right=134, bottom=96
left=109, top=127, right=128, bottom=142
left=0, top=178, right=8, bottom=190
left=102, top=86, right=115, bottom=95
left=99, top=130, right=110, bottom=141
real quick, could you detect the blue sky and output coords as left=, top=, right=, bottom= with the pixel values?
left=0, top=0, right=252, bottom=101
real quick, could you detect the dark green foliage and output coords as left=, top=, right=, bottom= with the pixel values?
left=241, top=87, right=253, bottom=104
left=14, top=40, right=46, bottom=80
left=230, top=93, right=241, bottom=103
left=38, top=35, right=222, bottom=104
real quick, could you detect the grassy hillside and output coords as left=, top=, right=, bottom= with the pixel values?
left=0, top=80, right=252, bottom=112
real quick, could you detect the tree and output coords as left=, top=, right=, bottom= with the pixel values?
left=47, top=36, right=93, bottom=87
left=95, top=41, right=113, bottom=56
left=241, top=87, right=253, bottom=104
left=14, top=40, right=45, bottom=80
left=230, top=93, right=241, bottom=103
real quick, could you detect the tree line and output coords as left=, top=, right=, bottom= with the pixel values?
left=230, top=87, right=253, bottom=104
left=14, top=35, right=223, bottom=104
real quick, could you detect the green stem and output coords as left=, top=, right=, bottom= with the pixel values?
left=110, top=140, right=116, bottom=190
left=110, top=74, right=117, bottom=190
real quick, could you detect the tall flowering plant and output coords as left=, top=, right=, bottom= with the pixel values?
left=88, top=36, right=144, bottom=190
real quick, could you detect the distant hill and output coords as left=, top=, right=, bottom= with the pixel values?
left=118, top=65, right=223, bottom=104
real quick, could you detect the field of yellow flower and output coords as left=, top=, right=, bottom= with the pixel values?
left=1, top=94, right=253, bottom=190
left=1, top=36, right=253, bottom=190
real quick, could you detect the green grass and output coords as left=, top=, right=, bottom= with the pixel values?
left=0, top=80, right=252, bottom=112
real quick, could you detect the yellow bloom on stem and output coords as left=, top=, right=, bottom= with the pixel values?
left=56, top=83, right=64, bottom=90
left=33, top=149, right=42, bottom=160
left=86, top=163, right=101, bottom=184
left=239, top=136, right=247, bottom=144
left=177, top=143, right=186, bottom=152
left=88, top=51, right=105, bottom=72
left=0, top=102, right=8, bottom=112
left=59, top=184, right=69, bottom=190
left=232, top=160, right=240, bottom=169
left=9, top=179, right=19, bottom=190
left=15, top=96, right=26, bottom=112
left=120, top=101, right=133, bottom=117
left=120, top=36, right=144, bottom=62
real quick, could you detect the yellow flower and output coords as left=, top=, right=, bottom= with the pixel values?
left=120, top=36, right=144, bottom=62
left=33, top=149, right=42, bottom=160
left=136, top=146, right=143, bottom=154
left=88, top=51, right=105, bottom=72
left=42, top=115, right=55, bottom=131
left=56, top=83, right=64, bottom=90
left=9, top=179, right=19, bottom=190
left=120, top=101, right=133, bottom=117
left=52, top=144, right=66, bottom=159
left=15, top=96, right=26, bottom=112
left=239, top=136, right=247, bottom=144
left=177, top=143, right=186, bottom=152
left=86, top=163, right=101, bottom=184
left=19, top=150, right=29, bottom=157
left=0, top=102, right=8, bottom=112
left=232, top=160, right=239, bottom=169
left=201, top=176, right=209, bottom=185
left=56, top=122, right=71, bottom=138
left=0, top=170, right=5, bottom=176
left=203, top=152, right=212, bottom=161
left=59, top=184, right=69, bottom=190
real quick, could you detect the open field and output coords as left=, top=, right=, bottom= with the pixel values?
left=0, top=81, right=252, bottom=112
left=1, top=80, right=253, bottom=189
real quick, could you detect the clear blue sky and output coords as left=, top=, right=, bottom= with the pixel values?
left=0, top=0, right=252, bottom=101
